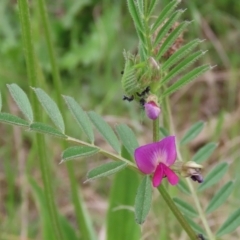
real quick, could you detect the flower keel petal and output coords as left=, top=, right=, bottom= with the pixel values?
left=163, top=165, right=179, bottom=185
left=152, top=163, right=164, bottom=187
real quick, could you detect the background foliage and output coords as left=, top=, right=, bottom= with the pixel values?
left=0, top=0, right=240, bottom=239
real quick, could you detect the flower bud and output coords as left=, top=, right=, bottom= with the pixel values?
left=144, top=95, right=160, bottom=120
left=172, top=161, right=204, bottom=183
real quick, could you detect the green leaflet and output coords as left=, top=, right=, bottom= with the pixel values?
left=161, top=64, right=211, bottom=98
left=30, top=122, right=67, bottom=138
left=180, top=121, right=205, bottom=145
left=198, top=162, right=229, bottom=192
left=153, top=10, right=184, bottom=50
left=134, top=175, right=152, bottom=224
left=61, top=146, right=99, bottom=162
left=0, top=112, right=29, bottom=127
left=159, top=126, right=169, bottom=137
left=151, top=0, right=180, bottom=33
left=162, top=39, right=202, bottom=71
left=156, top=21, right=190, bottom=60
left=185, top=216, right=205, bottom=237
left=161, top=50, right=207, bottom=85
left=177, top=178, right=191, bottom=195
left=86, top=162, right=127, bottom=182
left=206, top=181, right=234, bottom=214
left=32, top=87, right=65, bottom=133
left=115, top=124, right=139, bottom=157
left=7, top=83, right=33, bottom=123
left=173, top=197, right=198, bottom=218
left=192, top=142, right=218, bottom=163
left=216, top=208, right=240, bottom=237
left=88, top=111, right=121, bottom=153
left=146, top=0, right=157, bottom=17
left=63, top=95, right=94, bottom=143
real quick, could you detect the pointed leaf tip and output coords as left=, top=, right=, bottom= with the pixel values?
left=32, top=88, right=65, bottom=133
left=7, top=84, right=33, bottom=122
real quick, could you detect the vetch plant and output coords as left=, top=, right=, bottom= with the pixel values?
left=0, top=0, right=239, bottom=239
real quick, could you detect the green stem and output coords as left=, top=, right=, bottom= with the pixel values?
left=17, top=0, right=64, bottom=239
left=153, top=118, right=197, bottom=240
left=36, top=0, right=96, bottom=239
left=163, top=96, right=215, bottom=240
left=157, top=185, right=197, bottom=240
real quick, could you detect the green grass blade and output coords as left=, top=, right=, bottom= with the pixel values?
left=0, top=112, right=29, bottom=127
left=162, top=39, right=202, bottom=71
left=153, top=10, right=184, bottom=49
left=32, top=88, right=65, bottom=133
left=161, top=64, right=211, bottom=98
left=206, top=181, right=234, bottom=214
left=173, top=197, right=198, bottom=218
left=198, top=163, right=229, bottom=192
left=86, top=162, right=127, bottom=182
left=180, top=121, right=205, bottom=145
left=156, top=21, right=190, bottom=60
left=63, top=95, right=94, bottom=143
left=216, top=208, right=240, bottom=237
left=7, top=83, right=33, bottom=123
left=115, top=124, right=139, bottom=157
left=135, top=175, right=152, bottom=224
left=151, top=0, right=180, bottom=33
left=88, top=111, right=121, bottom=153
left=106, top=146, right=140, bottom=240
left=30, top=122, right=67, bottom=138
left=192, top=142, right=218, bottom=164
left=61, top=146, right=99, bottom=162
left=162, top=50, right=207, bottom=85
left=29, top=178, right=78, bottom=240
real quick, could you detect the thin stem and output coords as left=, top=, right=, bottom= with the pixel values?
left=66, top=136, right=136, bottom=168
left=37, top=0, right=97, bottom=238
left=157, top=186, right=197, bottom=240
left=17, top=0, right=64, bottom=239
left=163, top=96, right=215, bottom=240
left=153, top=118, right=197, bottom=240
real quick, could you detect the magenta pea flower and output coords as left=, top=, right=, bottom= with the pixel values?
left=144, top=101, right=161, bottom=120
left=134, top=136, right=179, bottom=187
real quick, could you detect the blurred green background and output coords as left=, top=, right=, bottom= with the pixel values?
left=0, top=0, right=240, bottom=239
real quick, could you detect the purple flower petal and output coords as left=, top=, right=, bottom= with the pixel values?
left=144, top=101, right=161, bottom=120
left=134, top=136, right=177, bottom=174
left=134, top=142, right=159, bottom=174
left=163, top=164, right=179, bottom=185
left=152, top=163, right=164, bottom=187
left=155, top=136, right=177, bottom=166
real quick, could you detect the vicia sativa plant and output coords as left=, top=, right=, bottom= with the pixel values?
left=0, top=0, right=239, bottom=240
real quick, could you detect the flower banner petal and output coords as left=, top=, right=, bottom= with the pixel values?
left=156, top=136, right=177, bottom=166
